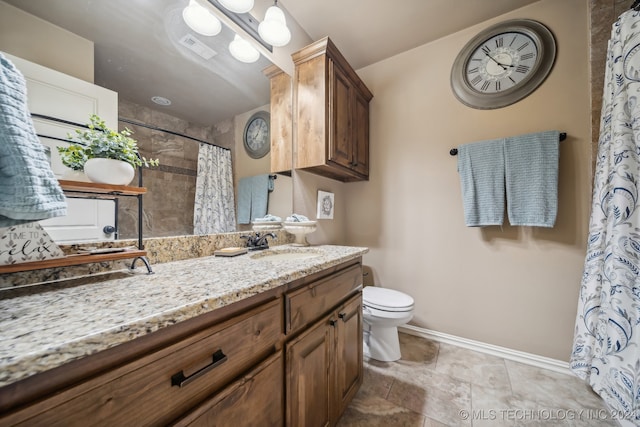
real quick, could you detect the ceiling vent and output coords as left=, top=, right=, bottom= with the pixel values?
left=179, top=34, right=218, bottom=60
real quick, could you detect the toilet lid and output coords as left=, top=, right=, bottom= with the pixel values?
left=363, top=286, right=414, bottom=312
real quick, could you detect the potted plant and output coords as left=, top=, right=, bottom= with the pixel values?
left=57, top=114, right=158, bottom=185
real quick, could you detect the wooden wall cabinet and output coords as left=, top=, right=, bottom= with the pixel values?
left=292, top=37, right=373, bottom=182
left=0, top=259, right=363, bottom=427
left=265, top=64, right=293, bottom=174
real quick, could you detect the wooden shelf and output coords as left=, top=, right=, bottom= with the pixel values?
left=58, top=180, right=147, bottom=196
left=0, top=250, right=147, bottom=274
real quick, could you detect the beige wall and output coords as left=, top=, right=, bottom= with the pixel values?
left=0, top=1, right=94, bottom=82
left=340, top=0, right=591, bottom=361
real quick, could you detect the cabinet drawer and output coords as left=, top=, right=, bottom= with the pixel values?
left=286, top=264, right=362, bottom=334
left=7, top=299, right=282, bottom=427
left=172, top=352, right=283, bottom=426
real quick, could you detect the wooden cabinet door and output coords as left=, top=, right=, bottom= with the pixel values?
left=267, top=66, right=293, bottom=174
left=286, top=317, right=334, bottom=427
left=172, top=352, right=283, bottom=427
left=352, top=91, right=369, bottom=177
left=333, top=293, right=363, bottom=420
left=328, top=60, right=353, bottom=170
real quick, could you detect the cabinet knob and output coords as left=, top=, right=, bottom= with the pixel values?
left=329, top=319, right=337, bottom=327
left=338, top=312, right=346, bottom=320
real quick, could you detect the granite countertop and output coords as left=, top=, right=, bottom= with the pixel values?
left=0, top=245, right=368, bottom=389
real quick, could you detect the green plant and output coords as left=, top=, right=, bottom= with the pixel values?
left=56, top=144, right=89, bottom=171
left=57, top=114, right=158, bottom=170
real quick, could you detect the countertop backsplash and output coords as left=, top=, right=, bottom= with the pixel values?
left=0, top=230, right=294, bottom=289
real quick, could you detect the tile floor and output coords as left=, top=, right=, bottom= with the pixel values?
left=337, top=333, right=616, bottom=427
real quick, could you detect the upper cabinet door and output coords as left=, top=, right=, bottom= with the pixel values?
left=329, top=60, right=353, bottom=170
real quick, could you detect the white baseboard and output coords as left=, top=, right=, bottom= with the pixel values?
left=399, top=325, right=572, bottom=376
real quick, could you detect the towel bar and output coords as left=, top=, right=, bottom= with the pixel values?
left=449, top=132, right=566, bottom=156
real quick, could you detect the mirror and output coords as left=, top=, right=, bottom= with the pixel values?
left=0, top=0, right=293, bottom=241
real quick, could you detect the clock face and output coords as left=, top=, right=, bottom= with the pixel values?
left=465, top=32, right=538, bottom=94
left=451, top=19, right=556, bottom=109
left=243, top=111, right=270, bottom=159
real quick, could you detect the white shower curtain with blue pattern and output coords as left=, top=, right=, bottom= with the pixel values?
left=193, top=143, right=236, bottom=234
left=571, top=9, right=640, bottom=425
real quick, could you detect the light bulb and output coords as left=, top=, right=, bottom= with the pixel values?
left=229, top=34, right=260, bottom=63
left=218, top=0, right=254, bottom=14
left=182, top=0, right=222, bottom=36
left=258, top=5, right=291, bottom=47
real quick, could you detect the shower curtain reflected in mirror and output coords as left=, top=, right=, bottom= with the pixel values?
left=193, top=143, right=236, bottom=234
left=571, top=9, right=640, bottom=425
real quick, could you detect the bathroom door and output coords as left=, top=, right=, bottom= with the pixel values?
left=7, top=53, right=119, bottom=242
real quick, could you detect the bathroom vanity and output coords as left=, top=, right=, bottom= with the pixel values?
left=0, top=245, right=367, bottom=426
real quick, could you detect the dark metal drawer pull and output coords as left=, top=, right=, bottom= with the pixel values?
left=338, top=312, right=347, bottom=321
left=171, top=349, right=228, bottom=388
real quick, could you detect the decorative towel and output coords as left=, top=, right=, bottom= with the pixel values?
left=0, top=53, right=66, bottom=226
left=504, top=130, right=559, bottom=227
left=457, top=138, right=506, bottom=226
left=286, top=214, right=310, bottom=222
left=237, top=174, right=272, bottom=224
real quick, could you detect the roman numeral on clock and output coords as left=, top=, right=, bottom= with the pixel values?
left=521, top=53, right=534, bottom=61
left=516, top=65, right=530, bottom=73
left=481, top=80, right=491, bottom=91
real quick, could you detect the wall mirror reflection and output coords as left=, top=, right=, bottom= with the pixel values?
left=0, top=0, right=293, bottom=243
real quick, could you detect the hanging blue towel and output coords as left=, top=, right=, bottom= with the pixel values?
left=0, top=53, right=66, bottom=227
left=457, top=138, right=506, bottom=226
left=237, top=174, right=272, bottom=224
left=504, top=131, right=559, bottom=227
left=251, top=174, right=270, bottom=221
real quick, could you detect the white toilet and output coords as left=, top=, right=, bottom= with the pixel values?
left=362, top=286, right=414, bottom=362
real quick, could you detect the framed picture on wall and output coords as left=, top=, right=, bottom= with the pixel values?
left=317, top=191, right=334, bottom=219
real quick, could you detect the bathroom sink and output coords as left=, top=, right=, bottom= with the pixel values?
left=250, top=249, right=322, bottom=261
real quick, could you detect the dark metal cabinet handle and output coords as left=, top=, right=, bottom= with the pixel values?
left=329, top=319, right=337, bottom=327
left=171, top=349, right=227, bottom=388
left=338, top=312, right=347, bottom=321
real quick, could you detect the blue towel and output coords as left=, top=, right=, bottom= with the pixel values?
left=0, top=53, right=66, bottom=227
left=457, top=139, right=506, bottom=226
left=251, top=174, right=270, bottom=221
left=237, top=174, right=271, bottom=224
left=504, top=131, right=559, bottom=227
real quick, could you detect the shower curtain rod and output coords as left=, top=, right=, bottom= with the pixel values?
left=118, top=117, right=230, bottom=151
left=448, top=132, right=567, bottom=156
left=30, top=113, right=230, bottom=151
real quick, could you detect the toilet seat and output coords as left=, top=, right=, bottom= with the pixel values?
left=363, top=286, right=414, bottom=312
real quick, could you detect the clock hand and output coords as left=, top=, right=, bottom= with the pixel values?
left=484, top=52, right=508, bottom=70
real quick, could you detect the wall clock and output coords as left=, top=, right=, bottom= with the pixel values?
left=243, top=111, right=270, bottom=159
left=450, top=19, right=556, bottom=109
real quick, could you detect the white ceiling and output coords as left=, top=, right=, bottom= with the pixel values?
left=4, top=0, right=540, bottom=126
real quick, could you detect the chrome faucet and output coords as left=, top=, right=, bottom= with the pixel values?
left=241, top=232, right=277, bottom=251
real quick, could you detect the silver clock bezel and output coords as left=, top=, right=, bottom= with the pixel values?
left=450, top=19, right=556, bottom=110
left=243, top=110, right=271, bottom=159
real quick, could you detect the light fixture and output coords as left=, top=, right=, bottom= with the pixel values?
left=218, top=0, right=254, bottom=14
left=151, top=96, right=172, bottom=106
left=258, top=0, right=291, bottom=47
left=229, top=34, right=260, bottom=63
left=182, top=0, right=222, bottom=36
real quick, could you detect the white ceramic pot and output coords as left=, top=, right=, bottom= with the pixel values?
left=84, top=158, right=135, bottom=186
left=61, top=169, right=91, bottom=182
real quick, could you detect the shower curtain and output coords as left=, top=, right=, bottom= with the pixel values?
left=193, top=143, right=236, bottom=234
left=571, top=9, right=640, bottom=424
